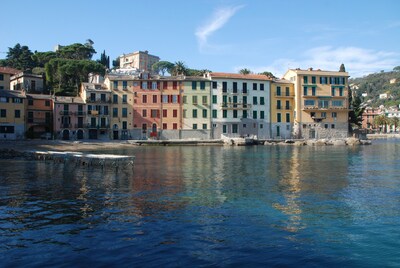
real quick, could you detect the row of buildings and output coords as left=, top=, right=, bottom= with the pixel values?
left=0, top=69, right=350, bottom=141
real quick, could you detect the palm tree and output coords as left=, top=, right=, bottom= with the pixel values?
left=390, top=117, right=399, bottom=132
left=173, top=61, right=187, bottom=76
left=239, top=68, right=251, bottom=75
left=374, top=115, right=389, bottom=133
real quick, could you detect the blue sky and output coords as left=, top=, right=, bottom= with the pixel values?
left=1, top=0, right=400, bottom=78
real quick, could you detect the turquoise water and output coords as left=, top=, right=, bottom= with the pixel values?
left=0, top=140, right=399, bottom=267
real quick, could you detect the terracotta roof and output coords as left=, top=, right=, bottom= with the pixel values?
left=26, top=93, right=53, bottom=100
left=0, top=89, right=26, bottom=98
left=209, top=72, right=272, bottom=81
left=0, top=67, right=20, bottom=75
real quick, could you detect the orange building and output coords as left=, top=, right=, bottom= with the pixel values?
left=25, top=94, right=53, bottom=139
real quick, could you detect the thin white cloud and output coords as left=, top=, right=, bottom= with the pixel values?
left=238, top=46, right=400, bottom=78
left=196, top=5, right=244, bottom=53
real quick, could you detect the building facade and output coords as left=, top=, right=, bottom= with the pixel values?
left=80, top=83, right=111, bottom=140
left=283, top=68, right=350, bottom=139
left=181, top=77, right=212, bottom=139
left=53, top=96, right=86, bottom=140
left=119, top=51, right=160, bottom=73
left=25, top=94, right=53, bottom=139
left=270, top=79, right=295, bottom=139
left=10, top=71, right=44, bottom=93
left=0, top=89, right=26, bottom=140
left=206, top=72, right=271, bottom=139
left=0, top=67, right=20, bottom=90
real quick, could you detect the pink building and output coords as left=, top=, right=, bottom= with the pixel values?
left=53, top=96, right=86, bottom=140
left=362, top=107, right=382, bottom=130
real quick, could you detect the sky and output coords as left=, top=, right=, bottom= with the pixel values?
left=1, top=0, right=400, bottom=78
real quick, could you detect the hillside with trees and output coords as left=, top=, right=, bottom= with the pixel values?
left=350, top=66, right=400, bottom=107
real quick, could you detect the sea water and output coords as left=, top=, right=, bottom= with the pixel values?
left=0, top=139, right=399, bottom=267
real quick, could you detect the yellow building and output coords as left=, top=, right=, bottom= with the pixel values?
left=0, top=89, right=26, bottom=140
left=283, top=68, right=350, bottom=139
left=270, top=79, right=295, bottom=139
left=103, top=76, right=134, bottom=140
left=0, top=67, right=19, bottom=90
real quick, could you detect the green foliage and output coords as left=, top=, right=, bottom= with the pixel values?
left=186, top=68, right=211, bottom=76
left=239, top=68, right=251, bottom=75
left=393, top=66, right=400, bottom=72
left=97, top=50, right=110, bottom=69
left=339, top=63, right=346, bottom=72
left=32, top=51, right=57, bottom=67
left=373, top=115, right=390, bottom=132
left=349, top=90, right=364, bottom=129
left=3, top=43, right=35, bottom=70
left=258, top=71, right=276, bottom=78
left=171, top=61, right=188, bottom=76
left=45, top=58, right=105, bottom=95
left=112, top=57, right=120, bottom=69
left=152, top=61, right=175, bottom=75
left=57, top=43, right=96, bottom=60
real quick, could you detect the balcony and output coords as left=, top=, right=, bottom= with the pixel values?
left=87, top=123, right=110, bottom=129
left=220, top=102, right=252, bottom=110
left=275, top=93, right=294, bottom=98
left=74, top=111, right=86, bottom=116
left=60, top=123, right=72, bottom=128
left=86, top=98, right=111, bottom=104
left=59, top=111, right=73, bottom=115
left=302, top=106, right=350, bottom=111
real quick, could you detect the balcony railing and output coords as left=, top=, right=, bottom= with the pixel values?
left=86, top=98, right=111, bottom=104
left=220, top=103, right=252, bottom=110
left=59, top=111, right=73, bottom=115
left=87, top=123, right=110, bottom=129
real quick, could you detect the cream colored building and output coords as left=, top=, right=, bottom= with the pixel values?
left=270, top=79, right=295, bottom=139
left=119, top=51, right=160, bottom=73
left=10, top=71, right=44, bottom=93
left=283, top=68, right=350, bottom=139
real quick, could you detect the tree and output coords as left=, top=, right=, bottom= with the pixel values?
left=112, top=57, right=120, bottom=69
left=152, top=61, right=174, bottom=76
left=186, top=68, right=211, bottom=76
left=348, top=89, right=364, bottom=130
left=239, top=68, right=251, bottom=75
left=374, top=115, right=389, bottom=133
left=57, top=43, right=96, bottom=60
left=172, top=61, right=187, bottom=76
left=339, top=63, right=346, bottom=72
left=97, top=50, right=110, bottom=69
left=3, top=43, right=34, bottom=70
left=32, top=51, right=57, bottom=67
left=393, top=66, right=400, bottom=72
left=259, top=71, right=276, bottom=78
left=389, top=117, right=399, bottom=132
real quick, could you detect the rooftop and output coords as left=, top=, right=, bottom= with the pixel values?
left=0, top=89, right=26, bottom=98
left=208, top=72, right=272, bottom=81
left=26, top=93, right=53, bottom=100
left=0, top=67, right=20, bottom=75
left=286, top=68, right=349, bottom=76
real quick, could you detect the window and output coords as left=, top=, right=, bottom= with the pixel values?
left=113, top=94, right=118, bottom=103
left=320, top=77, right=327, bottom=84
left=303, top=86, right=308, bottom=96
left=202, top=109, right=207, bottom=118
left=113, top=81, right=118, bottom=89
left=223, top=125, right=227, bottom=133
left=253, top=83, right=257, bottom=90
left=339, top=87, right=344, bottom=96
left=253, top=96, right=258, bottom=105
left=163, top=123, right=167, bottom=129
left=212, top=95, right=217, bottom=104
left=183, top=96, right=187, bottom=104
left=260, top=97, right=265, bottom=105
left=276, top=86, right=281, bottom=96
left=153, top=95, right=157, bottom=103
left=331, top=88, right=336, bottom=96
left=192, top=81, right=197, bottom=90
left=202, top=96, right=208, bottom=105
left=152, top=82, right=158, bottom=90
left=260, top=111, right=265, bottom=119
left=192, top=96, right=198, bottom=104
left=285, top=100, right=290, bottom=110
left=142, top=109, right=147, bottom=117
left=192, top=124, right=198, bottom=130
left=223, top=110, right=227, bottom=118
left=163, top=81, right=168, bottom=89
left=318, top=100, right=329, bottom=108
left=233, top=110, right=238, bottom=118
left=332, top=112, right=337, bottom=118
left=276, top=126, right=280, bottom=136
left=122, top=108, right=128, bottom=118
left=242, top=110, right=247, bottom=118
left=173, top=123, right=178, bottom=129
left=212, top=109, right=217, bottom=118
left=151, top=109, right=159, bottom=118
left=277, top=113, right=281, bottom=122
left=286, top=113, right=290, bottom=122
left=331, top=124, right=335, bottom=129
left=113, top=108, right=118, bottom=118
left=142, top=82, right=147, bottom=89
left=277, top=100, right=281, bottom=110
left=332, top=100, right=343, bottom=107
left=104, top=106, right=109, bottom=115
left=45, top=100, right=50, bottom=106
left=122, top=94, right=127, bottom=103
left=0, top=74, right=3, bottom=80
left=222, top=82, right=227, bottom=92
left=173, top=81, right=177, bottom=89
left=163, top=95, right=168, bottom=103
left=243, top=124, right=246, bottom=128
left=122, top=81, right=127, bottom=89
left=285, top=87, right=290, bottom=96
left=142, top=95, right=147, bottom=103
left=173, top=109, right=178, bottom=117
left=15, top=110, right=20, bottom=118
left=183, top=109, right=187, bottom=118
left=192, top=109, right=198, bottom=118
left=260, top=84, right=264, bottom=91
left=324, top=124, right=329, bottom=129
left=200, top=81, right=205, bottom=90
left=222, top=95, right=227, bottom=105
left=242, top=82, right=247, bottom=93
left=321, top=112, right=326, bottom=118
left=243, top=96, right=247, bottom=104
left=312, top=87, right=316, bottom=96
left=303, top=76, right=308, bottom=84
left=202, top=124, right=207, bottom=129
left=304, top=100, right=315, bottom=106
left=311, top=76, right=316, bottom=84
left=212, top=82, right=217, bottom=89
left=253, top=111, right=257, bottom=119
left=232, top=124, right=238, bottom=133
left=28, top=99, right=33, bottom=105
left=233, top=82, right=238, bottom=93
